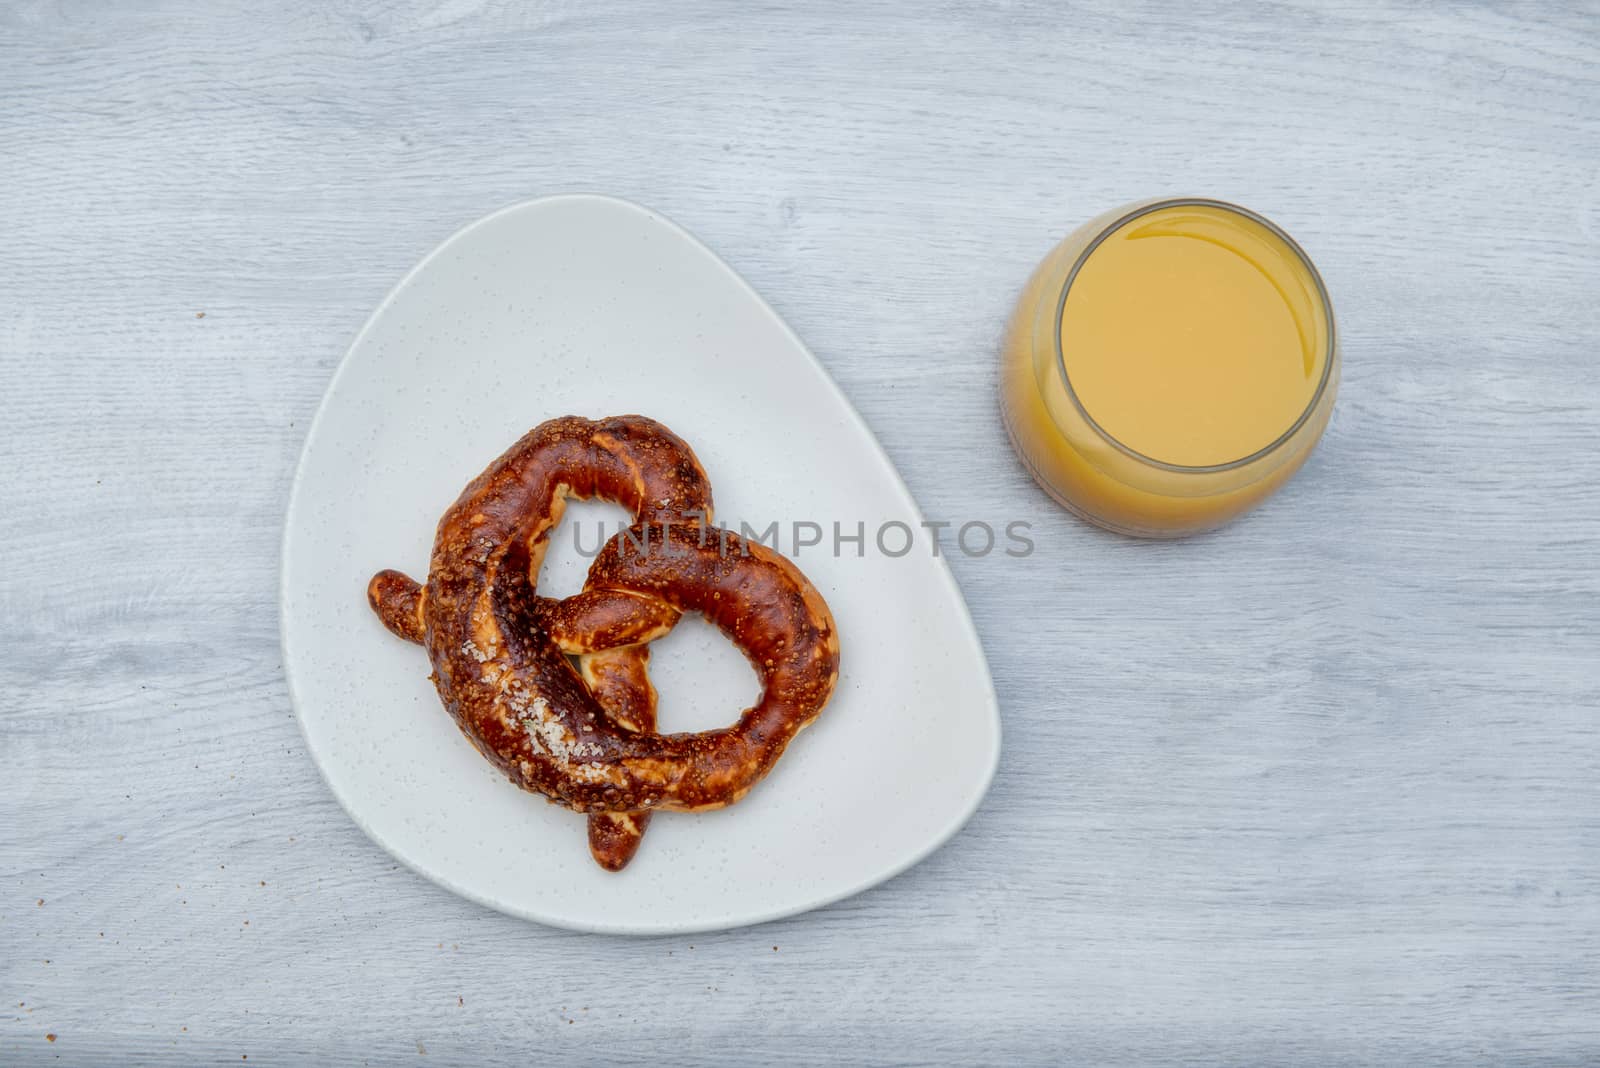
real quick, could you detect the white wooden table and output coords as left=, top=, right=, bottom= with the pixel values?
left=4, top=3, right=1597, bottom=1063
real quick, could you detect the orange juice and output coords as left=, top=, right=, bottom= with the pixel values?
left=1001, top=199, right=1338, bottom=537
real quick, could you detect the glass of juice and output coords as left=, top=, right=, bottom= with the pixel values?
left=1000, top=198, right=1338, bottom=537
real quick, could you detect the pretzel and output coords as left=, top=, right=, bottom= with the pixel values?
left=366, top=415, right=841, bottom=871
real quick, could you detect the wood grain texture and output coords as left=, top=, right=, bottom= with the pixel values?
left=2, top=0, right=1597, bottom=1063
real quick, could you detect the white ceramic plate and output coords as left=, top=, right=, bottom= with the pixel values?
left=280, top=195, right=1000, bottom=934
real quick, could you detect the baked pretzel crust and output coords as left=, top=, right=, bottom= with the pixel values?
left=366, top=415, right=840, bottom=869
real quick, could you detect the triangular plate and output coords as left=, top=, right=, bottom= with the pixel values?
left=281, top=195, right=1000, bottom=933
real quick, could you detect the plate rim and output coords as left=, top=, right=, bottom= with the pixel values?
left=278, top=192, right=1002, bottom=934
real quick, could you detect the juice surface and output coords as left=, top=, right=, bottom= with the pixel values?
left=1058, top=204, right=1329, bottom=468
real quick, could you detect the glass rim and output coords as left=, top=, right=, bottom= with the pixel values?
left=1051, top=197, right=1338, bottom=475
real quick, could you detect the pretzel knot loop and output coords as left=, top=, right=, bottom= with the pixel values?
left=367, top=415, right=841, bottom=871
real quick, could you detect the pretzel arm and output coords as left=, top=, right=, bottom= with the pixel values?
left=580, top=644, right=660, bottom=871
left=368, top=569, right=425, bottom=644
left=554, top=589, right=674, bottom=870
left=537, top=587, right=679, bottom=655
